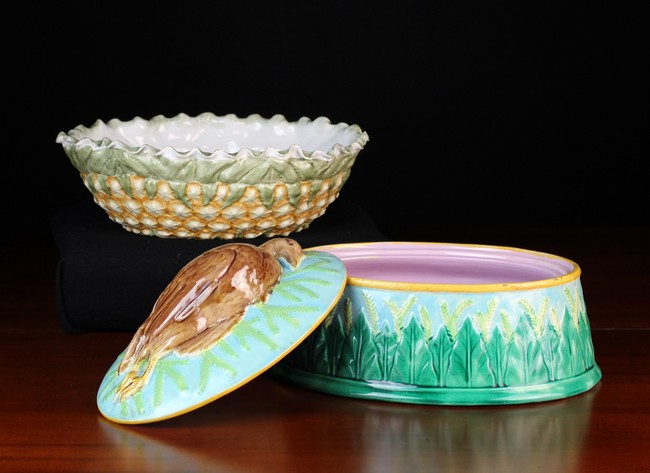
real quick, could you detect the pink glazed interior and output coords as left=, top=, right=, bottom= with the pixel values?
left=315, top=242, right=577, bottom=285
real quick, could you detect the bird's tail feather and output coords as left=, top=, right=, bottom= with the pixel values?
left=117, top=327, right=148, bottom=376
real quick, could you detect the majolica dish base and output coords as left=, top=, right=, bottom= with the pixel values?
left=273, top=242, right=602, bottom=405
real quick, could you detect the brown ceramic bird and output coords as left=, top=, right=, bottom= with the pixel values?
left=115, top=238, right=304, bottom=400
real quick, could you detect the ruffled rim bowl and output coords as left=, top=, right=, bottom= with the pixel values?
left=55, top=113, right=369, bottom=239
left=56, top=113, right=369, bottom=185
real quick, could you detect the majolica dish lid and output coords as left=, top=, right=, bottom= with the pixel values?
left=97, top=239, right=346, bottom=424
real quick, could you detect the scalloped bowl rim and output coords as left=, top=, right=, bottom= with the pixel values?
left=56, top=112, right=369, bottom=161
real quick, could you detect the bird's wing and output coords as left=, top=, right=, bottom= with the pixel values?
left=171, top=314, right=241, bottom=355
left=171, top=247, right=283, bottom=356
left=142, top=248, right=237, bottom=336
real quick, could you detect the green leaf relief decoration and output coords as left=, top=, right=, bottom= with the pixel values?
left=284, top=281, right=597, bottom=390
left=276, top=278, right=329, bottom=300
left=305, top=325, right=333, bottom=374
left=298, top=257, right=343, bottom=275
left=115, top=175, right=134, bottom=198
left=419, top=306, right=434, bottom=340
left=500, top=310, right=515, bottom=341
left=231, top=317, right=279, bottom=351
left=257, top=304, right=314, bottom=333
left=582, top=313, right=596, bottom=369
left=389, top=317, right=436, bottom=385
left=385, top=295, right=417, bottom=339
left=571, top=306, right=591, bottom=376
left=374, top=324, right=399, bottom=382
left=120, top=397, right=130, bottom=417
left=549, top=307, right=562, bottom=335
left=258, top=183, right=276, bottom=208
left=153, top=359, right=190, bottom=407
left=308, top=181, right=323, bottom=202
left=144, top=178, right=158, bottom=199
left=198, top=351, right=237, bottom=393
left=564, top=287, right=581, bottom=329
left=174, top=160, right=199, bottom=183
left=428, top=325, right=455, bottom=387
left=98, top=371, right=119, bottom=404
left=224, top=184, right=247, bottom=207
left=519, top=297, right=549, bottom=339
left=170, top=181, right=192, bottom=208
left=281, top=281, right=337, bottom=369
left=98, top=174, right=110, bottom=195
left=362, top=291, right=380, bottom=336
left=122, top=393, right=145, bottom=417
left=286, top=183, right=303, bottom=207
left=475, top=298, right=498, bottom=341
left=440, top=299, right=473, bottom=341
left=273, top=285, right=304, bottom=302
left=201, top=183, right=218, bottom=206
left=564, top=286, right=595, bottom=374
left=344, top=298, right=353, bottom=335
left=337, top=314, right=382, bottom=381
left=216, top=340, right=238, bottom=358
left=84, top=174, right=97, bottom=194
left=447, top=317, right=494, bottom=388
left=485, top=328, right=511, bottom=387
left=255, top=259, right=331, bottom=333
left=323, top=307, right=336, bottom=329
left=505, top=315, right=548, bottom=386
left=284, top=276, right=335, bottom=289
left=541, top=316, right=562, bottom=382
left=325, top=307, right=347, bottom=374
left=274, top=261, right=334, bottom=296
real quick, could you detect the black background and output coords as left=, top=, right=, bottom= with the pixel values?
left=8, top=2, right=647, bottom=245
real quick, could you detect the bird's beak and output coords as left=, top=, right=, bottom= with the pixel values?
left=280, top=251, right=303, bottom=269
left=291, top=252, right=305, bottom=268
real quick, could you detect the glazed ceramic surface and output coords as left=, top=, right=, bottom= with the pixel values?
left=273, top=242, right=601, bottom=405
left=97, top=243, right=346, bottom=424
left=56, top=113, right=368, bottom=239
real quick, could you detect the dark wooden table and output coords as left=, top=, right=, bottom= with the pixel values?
left=1, top=227, right=649, bottom=473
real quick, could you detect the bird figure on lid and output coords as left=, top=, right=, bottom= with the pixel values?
left=115, top=238, right=305, bottom=400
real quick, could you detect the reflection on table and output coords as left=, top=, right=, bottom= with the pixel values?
left=99, top=378, right=597, bottom=473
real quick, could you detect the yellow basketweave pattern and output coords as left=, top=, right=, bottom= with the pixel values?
left=82, top=172, right=346, bottom=239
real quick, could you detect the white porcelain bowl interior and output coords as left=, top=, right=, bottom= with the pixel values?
left=59, top=113, right=367, bottom=158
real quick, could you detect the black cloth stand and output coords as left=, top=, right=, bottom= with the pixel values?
left=51, top=197, right=385, bottom=333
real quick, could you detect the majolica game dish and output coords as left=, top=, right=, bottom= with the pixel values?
left=96, top=238, right=601, bottom=424
left=273, top=241, right=602, bottom=405
left=56, top=113, right=368, bottom=239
